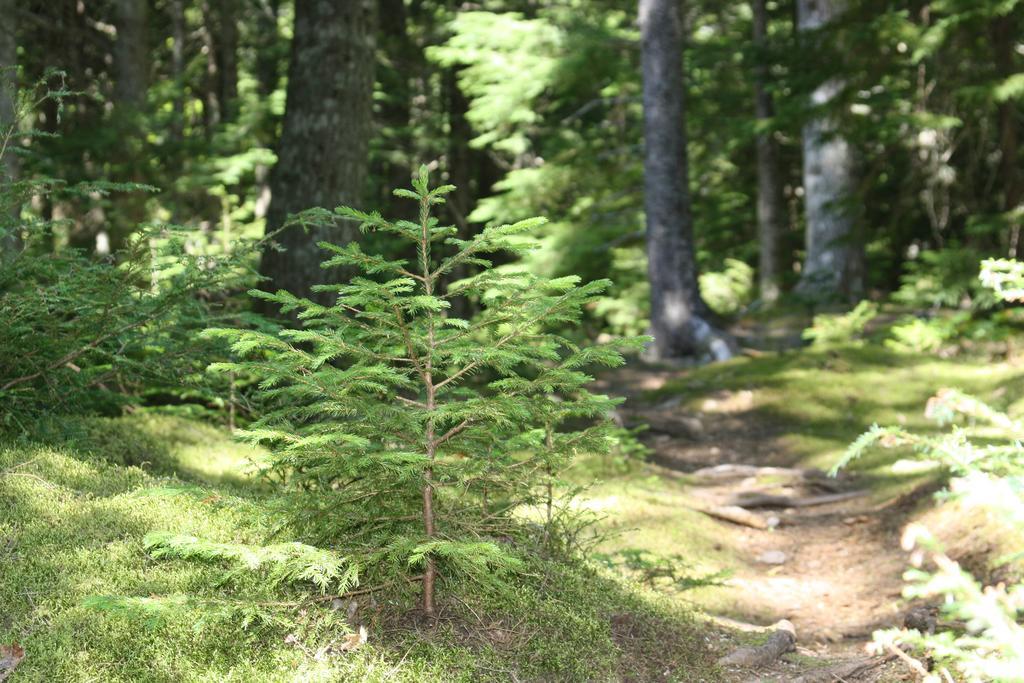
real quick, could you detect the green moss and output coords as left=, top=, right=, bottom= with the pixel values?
left=654, top=345, right=1022, bottom=474
left=0, top=417, right=716, bottom=682
left=12, top=343, right=1011, bottom=680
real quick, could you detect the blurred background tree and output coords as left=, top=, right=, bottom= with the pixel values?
left=1, top=0, right=1020, bottom=355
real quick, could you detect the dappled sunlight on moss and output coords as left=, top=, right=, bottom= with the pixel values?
left=1, top=419, right=716, bottom=681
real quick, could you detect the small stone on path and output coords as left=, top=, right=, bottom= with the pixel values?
left=756, top=550, right=787, bottom=565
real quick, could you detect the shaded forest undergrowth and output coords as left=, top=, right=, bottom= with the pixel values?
left=3, top=343, right=1024, bottom=681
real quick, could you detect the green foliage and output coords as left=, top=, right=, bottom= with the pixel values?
left=587, top=251, right=645, bottom=339
left=202, top=169, right=646, bottom=608
left=81, top=594, right=294, bottom=634
left=802, top=301, right=880, bottom=348
left=885, top=314, right=965, bottom=353
left=871, top=525, right=1024, bottom=683
left=894, top=249, right=999, bottom=311
left=838, top=390, right=1024, bottom=681
left=428, top=13, right=562, bottom=155
left=144, top=532, right=357, bottom=593
left=836, top=261, right=1024, bottom=681
left=981, top=258, right=1024, bottom=302
left=0, top=415, right=709, bottom=681
left=0, top=71, right=257, bottom=430
left=699, top=258, right=754, bottom=317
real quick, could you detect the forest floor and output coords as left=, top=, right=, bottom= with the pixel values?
left=5, top=336, right=1023, bottom=680
left=586, top=340, right=1024, bottom=682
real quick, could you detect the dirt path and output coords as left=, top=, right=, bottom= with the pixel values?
left=596, top=367, right=918, bottom=682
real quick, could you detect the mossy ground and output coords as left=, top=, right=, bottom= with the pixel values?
left=4, top=343, right=1022, bottom=681
left=0, top=414, right=716, bottom=682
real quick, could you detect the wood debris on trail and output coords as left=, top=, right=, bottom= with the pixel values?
left=718, top=620, right=796, bottom=667
left=598, top=368, right=922, bottom=681
left=0, top=643, right=24, bottom=682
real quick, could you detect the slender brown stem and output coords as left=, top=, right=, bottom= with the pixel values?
left=544, top=423, right=554, bottom=545
left=419, top=192, right=438, bottom=619
left=311, top=574, right=425, bottom=603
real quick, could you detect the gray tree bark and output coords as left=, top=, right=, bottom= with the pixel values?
left=258, top=0, right=376, bottom=304
left=639, top=0, right=733, bottom=360
left=108, top=0, right=150, bottom=255
left=0, top=0, right=21, bottom=258
left=992, top=13, right=1021, bottom=255
left=751, top=0, right=787, bottom=305
left=112, top=0, right=147, bottom=110
left=216, top=0, right=239, bottom=121
left=255, top=0, right=282, bottom=97
left=201, top=0, right=240, bottom=124
left=794, top=0, right=864, bottom=301
left=170, top=0, right=186, bottom=143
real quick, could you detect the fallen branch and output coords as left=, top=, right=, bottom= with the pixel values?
left=311, top=575, right=424, bottom=603
left=727, top=490, right=867, bottom=510
left=705, top=614, right=777, bottom=633
left=0, top=643, right=24, bottom=683
left=791, top=654, right=897, bottom=683
left=718, top=620, right=796, bottom=668
left=692, top=504, right=778, bottom=530
left=885, top=642, right=931, bottom=678
left=615, top=408, right=704, bottom=439
left=691, top=464, right=845, bottom=492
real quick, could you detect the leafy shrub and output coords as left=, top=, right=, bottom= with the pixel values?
left=885, top=314, right=965, bottom=353
left=871, top=523, right=1024, bottom=683
left=699, top=258, right=754, bottom=317
left=802, top=300, right=879, bottom=348
left=981, top=258, right=1024, bottom=303
left=0, top=70, right=253, bottom=430
left=836, top=263, right=1024, bottom=682
left=592, top=246, right=650, bottom=338
left=894, top=248, right=999, bottom=311
left=201, top=169, right=644, bottom=615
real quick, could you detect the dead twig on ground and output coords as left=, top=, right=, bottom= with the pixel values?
left=727, top=490, right=867, bottom=509
left=691, top=504, right=779, bottom=530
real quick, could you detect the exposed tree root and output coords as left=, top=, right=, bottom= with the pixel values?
left=718, top=620, right=796, bottom=668
left=690, top=464, right=847, bottom=492
left=791, top=654, right=898, bottom=683
left=692, top=504, right=779, bottom=529
left=727, top=490, right=867, bottom=509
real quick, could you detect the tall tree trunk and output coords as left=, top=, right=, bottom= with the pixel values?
left=258, top=0, right=376, bottom=303
left=992, top=13, right=1021, bottom=256
left=751, top=0, right=787, bottom=305
left=255, top=0, right=282, bottom=97
left=794, top=0, right=864, bottom=301
left=0, top=0, right=20, bottom=258
left=112, top=0, right=147, bottom=110
left=170, top=0, right=186, bottom=144
left=215, top=0, right=240, bottom=122
left=377, top=0, right=417, bottom=219
left=198, top=0, right=241, bottom=130
left=639, top=0, right=733, bottom=361
left=110, top=0, right=148, bottom=255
